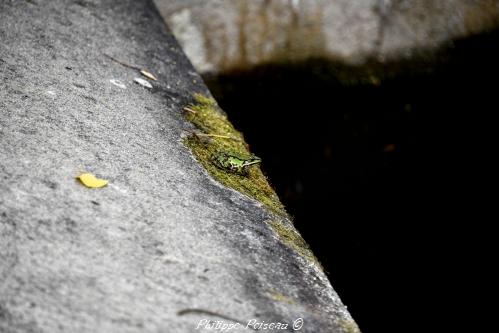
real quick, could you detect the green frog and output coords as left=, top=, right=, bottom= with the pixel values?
left=212, top=151, right=262, bottom=175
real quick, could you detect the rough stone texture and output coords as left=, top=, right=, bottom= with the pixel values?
left=154, top=0, right=499, bottom=74
left=0, top=0, right=357, bottom=332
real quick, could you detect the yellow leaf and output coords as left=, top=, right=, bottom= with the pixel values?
left=140, top=69, right=157, bottom=81
left=77, top=173, right=108, bottom=188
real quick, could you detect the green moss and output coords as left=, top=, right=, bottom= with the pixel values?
left=266, top=219, right=322, bottom=270
left=183, top=94, right=323, bottom=268
left=183, top=93, right=286, bottom=216
left=337, top=319, right=362, bottom=333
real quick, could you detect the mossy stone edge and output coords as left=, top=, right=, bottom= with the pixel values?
left=182, top=94, right=322, bottom=269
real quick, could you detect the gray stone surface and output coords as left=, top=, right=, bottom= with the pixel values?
left=0, top=0, right=357, bottom=332
left=155, top=0, right=499, bottom=74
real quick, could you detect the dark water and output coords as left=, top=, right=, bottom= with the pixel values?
left=205, top=30, right=497, bottom=333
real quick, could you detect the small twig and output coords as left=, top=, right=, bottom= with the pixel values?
left=105, top=54, right=158, bottom=81
left=103, top=53, right=141, bottom=71
left=189, top=131, right=243, bottom=143
left=183, top=107, right=197, bottom=114
left=195, top=133, right=233, bottom=139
